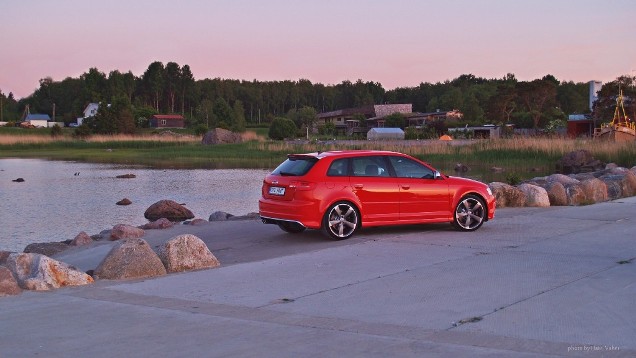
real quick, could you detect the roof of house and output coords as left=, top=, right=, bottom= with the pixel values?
left=25, top=114, right=51, bottom=121
left=368, top=127, right=404, bottom=134
left=151, top=114, right=185, bottom=120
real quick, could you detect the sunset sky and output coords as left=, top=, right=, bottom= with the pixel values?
left=1, top=0, right=635, bottom=99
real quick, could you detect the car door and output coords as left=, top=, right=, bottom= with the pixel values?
left=350, top=156, right=399, bottom=223
left=387, top=156, right=450, bottom=221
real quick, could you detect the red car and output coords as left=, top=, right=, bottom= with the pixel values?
left=259, top=150, right=495, bottom=240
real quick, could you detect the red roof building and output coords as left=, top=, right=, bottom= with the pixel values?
left=149, top=114, right=185, bottom=128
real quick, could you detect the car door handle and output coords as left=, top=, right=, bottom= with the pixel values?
left=401, top=185, right=410, bottom=190
left=353, top=184, right=364, bottom=189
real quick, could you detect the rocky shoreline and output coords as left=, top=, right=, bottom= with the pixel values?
left=0, top=198, right=259, bottom=297
left=2, top=150, right=635, bottom=298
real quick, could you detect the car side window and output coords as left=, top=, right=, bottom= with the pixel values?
left=352, top=156, right=390, bottom=177
left=327, top=158, right=349, bottom=176
left=388, top=156, right=435, bottom=179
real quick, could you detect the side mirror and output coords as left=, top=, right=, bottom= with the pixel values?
left=434, top=171, right=442, bottom=179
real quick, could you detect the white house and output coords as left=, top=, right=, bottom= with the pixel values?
left=76, top=103, right=100, bottom=125
left=23, top=114, right=51, bottom=128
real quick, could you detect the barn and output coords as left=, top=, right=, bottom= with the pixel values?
left=149, top=114, right=185, bottom=128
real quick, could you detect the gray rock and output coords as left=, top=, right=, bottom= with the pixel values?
left=209, top=211, right=233, bottom=221
left=518, top=183, right=550, bottom=207
left=488, top=182, right=526, bottom=207
left=187, top=218, right=208, bottom=226
left=71, top=231, right=93, bottom=246
left=144, top=200, right=194, bottom=222
left=140, top=218, right=175, bottom=230
left=94, top=238, right=166, bottom=280
left=109, top=224, right=145, bottom=241
left=564, top=183, right=586, bottom=206
left=23, top=242, right=70, bottom=257
left=580, top=178, right=608, bottom=204
left=546, top=174, right=580, bottom=186
left=5, top=253, right=94, bottom=291
left=157, top=234, right=220, bottom=273
left=545, top=182, right=567, bottom=206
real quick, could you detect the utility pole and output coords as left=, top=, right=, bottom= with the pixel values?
left=52, top=103, right=56, bottom=122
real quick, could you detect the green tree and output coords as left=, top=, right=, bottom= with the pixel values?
left=212, top=97, right=234, bottom=129
left=268, top=117, right=297, bottom=139
left=516, top=78, right=557, bottom=129
left=142, top=61, right=165, bottom=111
left=164, top=62, right=181, bottom=113
left=180, top=64, right=195, bottom=115
left=232, top=100, right=246, bottom=132
left=384, top=112, right=405, bottom=128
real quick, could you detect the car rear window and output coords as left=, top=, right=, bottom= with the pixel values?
left=272, top=156, right=318, bottom=176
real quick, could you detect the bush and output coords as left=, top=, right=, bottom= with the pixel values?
left=268, top=117, right=297, bottom=140
left=194, top=124, right=209, bottom=137
left=50, top=124, right=63, bottom=137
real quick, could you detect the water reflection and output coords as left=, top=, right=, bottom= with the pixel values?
left=0, top=159, right=269, bottom=252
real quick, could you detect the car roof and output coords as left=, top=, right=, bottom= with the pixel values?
left=290, top=150, right=403, bottom=160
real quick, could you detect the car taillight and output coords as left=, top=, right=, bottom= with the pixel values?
left=289, top=180, right=315, bottom=191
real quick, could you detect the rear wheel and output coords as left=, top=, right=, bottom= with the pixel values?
left=277, top=221, right=306, bottom=234
left=322, top=202, right=359, bottom=240
left=453, top=195, right=486, bottom=231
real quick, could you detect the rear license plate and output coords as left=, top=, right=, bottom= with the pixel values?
left=269, top=186, right=286, bottom=196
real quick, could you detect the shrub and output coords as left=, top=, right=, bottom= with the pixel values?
left=268, top=117, right=297, bottom=140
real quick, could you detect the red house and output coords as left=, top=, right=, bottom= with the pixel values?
left=149, top=114, right=185, bottom=128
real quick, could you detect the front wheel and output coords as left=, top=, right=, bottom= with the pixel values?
left=453, top=195, right=486, bottom=231
left=321, top=202, right=359, bottom=240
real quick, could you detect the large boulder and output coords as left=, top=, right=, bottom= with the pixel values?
left=600, top=171, right=636, bottom=199
left=23, top=242, right=70, bottom=257
left=0, top=266, right=22, bottom=296
left=109, top=224, right=145, bottom=241
left=555, top=150, right=604, bottom=174
left=93, top=238, right=167, bottom=280
left=157, top=234, right=220, bottom=273
left=564, top=183, right=587, bottom=206
left=0, top=250, right=11, bottom=265
left=202, top=128, right=243, bottom=145
left=580, top=178, right=608, bottom=204
left=144, top=200, right=194, bottom=222
left=5, top=253, right=94, bottom=291
left=545, top=181, right=568, bottom=206
left=209, top=211, right=233, bottom=221
left=546, top=174, right=580, bottom=186
left=488, top=182, right=527, bottom=208
left=518, top=183, right=550, bottom=207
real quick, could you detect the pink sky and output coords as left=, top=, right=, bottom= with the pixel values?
left=1, top=0, right=635, bottom=99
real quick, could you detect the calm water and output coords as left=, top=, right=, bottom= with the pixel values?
left=0, top=159, right=269, bottom=252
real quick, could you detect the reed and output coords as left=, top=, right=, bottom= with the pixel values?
left=1, top=135, right=634, bottom=178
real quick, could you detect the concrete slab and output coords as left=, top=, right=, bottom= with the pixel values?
left=2, top=197, right=636, bottom=357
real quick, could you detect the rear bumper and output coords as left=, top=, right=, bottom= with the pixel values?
left=258, top=198, right=322, bottom=229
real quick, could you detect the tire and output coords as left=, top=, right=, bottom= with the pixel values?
left=277, top=221, right=306, bottom=234
left=321, top=202, right=359, bottom=240
left=453, top=195, right=486, bottom=231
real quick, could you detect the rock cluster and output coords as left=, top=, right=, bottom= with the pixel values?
left=490, top=164, right=636, bottom=207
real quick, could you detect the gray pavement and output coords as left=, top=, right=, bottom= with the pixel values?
left=1, top=198, right=635, bottom=357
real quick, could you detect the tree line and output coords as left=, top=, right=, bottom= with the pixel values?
left=1, top=61, right=634, bottom=134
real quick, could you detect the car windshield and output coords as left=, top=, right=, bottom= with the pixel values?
left=272, top=156, right=318, bottom=176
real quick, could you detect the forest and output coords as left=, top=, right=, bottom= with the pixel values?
left=1, top=61, right=634, bottom=134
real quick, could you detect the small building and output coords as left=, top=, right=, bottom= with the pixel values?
left=22, top=114, right=51, bottom=128
left=317, top=104, right=412, bottom=135
left=149, top=114, right=185, bottom=128
left=448, top=125, right=501, bottom=139
left=367, top=127, right=404, bottom=140
left=567, top=114, right=594, bottom=138
left=76, top=103, right=104, bottom=126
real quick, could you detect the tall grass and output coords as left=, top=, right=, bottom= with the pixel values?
left=1, top=135, right=634, bottom=179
